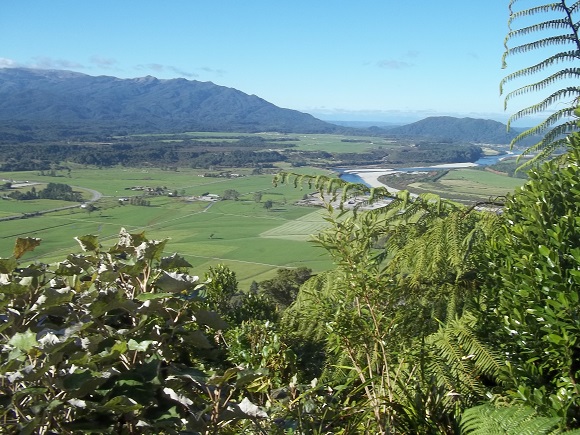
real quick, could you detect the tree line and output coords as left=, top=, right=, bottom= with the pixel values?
left=5, top=182, right=83, bottom=202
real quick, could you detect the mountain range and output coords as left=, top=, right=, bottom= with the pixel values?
left=0, top=68, right=524, bottom=144
left=0, top=68, right=338, bottom=135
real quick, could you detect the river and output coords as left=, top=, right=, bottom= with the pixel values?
left=338, top=152, right=517, bottom=186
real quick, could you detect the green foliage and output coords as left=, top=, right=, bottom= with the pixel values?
left=8, top=182, right=83, bottom=202
left=225, top=320, right=296, bottom=389
left=484, top=137, right=580, bottom=427
left=461, top=403, right=562, bottom=434
left=222, top=189, right=240, bottom=200
left=258, top=267, right=312, bottom=309
left=263, top=199, right=274, bottom=210
left=230, top=291, right=279, bottom=325
left=426, top=311, right=503, bottom=404
left=279, top=191, right=492, bottom=433
left=501, top=0, right=580, bottom=165
left=203, top=264, right=238, bottom=315
left=275, top=171, right=500, bottom=288
left=0, top=230, right=268, bottom=433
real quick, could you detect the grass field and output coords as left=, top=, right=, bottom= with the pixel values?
left=408, top=168, right=525, bottom=201
left=119, top=131, right=397, bottom=154
left=0, top=166, right=335, bottom=288
left=0, top=138, right=527, bottom=287
left=287, top=134, right=397, bottom=153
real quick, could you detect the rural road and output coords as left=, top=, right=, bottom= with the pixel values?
left=0, top=183, right=103, bottom=222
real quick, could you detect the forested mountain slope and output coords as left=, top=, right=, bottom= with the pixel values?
left=386, top=116, right=523, bottom=144
left=0, top=68, right=340, bottom=134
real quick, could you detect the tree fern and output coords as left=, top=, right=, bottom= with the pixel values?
left=460, top=403, right=571, bottom=434
left=501, top=0, right=580, bottom=167
left=426, top=311, right=503, bottom=405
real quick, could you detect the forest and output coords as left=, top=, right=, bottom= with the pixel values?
left=1, top=1, right=580, bottom=433
left=0, top=137, right=482, bottom=172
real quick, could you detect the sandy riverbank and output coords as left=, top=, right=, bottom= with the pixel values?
left=343, top=162, right=480, bottom=190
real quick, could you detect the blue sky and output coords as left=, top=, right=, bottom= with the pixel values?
left=0, top=1, right=559, bottom=124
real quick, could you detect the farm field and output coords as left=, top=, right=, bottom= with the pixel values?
left=0, top=166, right=335, bottom=288
left=284, top=134, right=397, bottom=153
left=398, top=168, right=526, bottom=202
left=122, top=131, right=398, bottom=154
left=430, top=169, right=524, bottom=198
left=0, top=147, right=528, bottom=286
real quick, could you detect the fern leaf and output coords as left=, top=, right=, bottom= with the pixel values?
left=506, top=35, right=578, bottom=58
left=460, top=403, right=560, bottom=435
left=501, top=51, right=580, bottom=92
left=504, top=69, right=580, bottom=104
left=508, top=2, right=565, bottom=26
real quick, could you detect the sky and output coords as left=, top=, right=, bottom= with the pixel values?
left=0, top=1, right=566, bottom=125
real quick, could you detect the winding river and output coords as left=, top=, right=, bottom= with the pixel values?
left=338, top=153, right=517, bottom=187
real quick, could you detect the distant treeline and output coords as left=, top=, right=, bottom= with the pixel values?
left=0, top=133, right=483, bottom=171
left=5, top=182, right=82, bottom=202
left=482, top=158, right=532, bottom=179
left=332, top=142, right=482, bottom=166
left=0, top=136, right=292, bottom=171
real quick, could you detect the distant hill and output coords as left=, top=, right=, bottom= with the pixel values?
left=326, top=120, right=405, bottom=129
left=386, top=116, right=524, bottom=144
left=0, top=68, right=340, bottom=135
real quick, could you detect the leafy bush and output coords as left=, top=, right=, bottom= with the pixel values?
left=0, top=230, right=267, bottom=433
left=485, top=139, right=580, bottom=427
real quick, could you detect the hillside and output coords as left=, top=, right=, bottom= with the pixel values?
left=0, top=68, right=340, bottom=135
left=386, top=116, right=522, bottom=144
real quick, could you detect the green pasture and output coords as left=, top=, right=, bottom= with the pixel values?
left=409, top=168, right=525, bottom=201
left=0, top=198, right=77, bottom=217
left=0, top=161, right=525, bottom=287
left=289, top=134, right=396, bottom=153
left=0, top=167, right=335, bottom=288
left=441, top=169, right=525, bottom=191
left=0, top=167, right=310, bottom=199
left=115, top=131, right=396, bottom=154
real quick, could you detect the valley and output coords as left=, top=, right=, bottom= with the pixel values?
left=0, top=132, right=526, bottom=289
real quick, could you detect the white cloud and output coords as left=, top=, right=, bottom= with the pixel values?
left=32, top=56, right=84, bottom=69
left=0, top=58, right=16, bottom=68
left=135, top=63, right=198, bottom=78
left=90, top=55, right=118, bottom=69
left=198, top=66, right=226, bottom=76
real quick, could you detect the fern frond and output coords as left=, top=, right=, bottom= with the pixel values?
left=460, top=403, right=560, bottom=435
left=530, top=117, right=577, bottom=145
left=501, top=52, right=580, bottom=91
left=451, top=312, right=503, bottom=380
left=508, top=2, right=565, bottom=27
left=502, top=1, right=580, bottom=163
left=517, top=138, right=570, bottom=169
left=506, top=87, right=580, bottom=122
left=504, top=69, right=580, bottom=105
left=507, top=18, right=572, bottom=40
left=506, top=35, right=578, bottom=59
left=427, top=323, right=484, bottom=397
left=512, top=118, right=576, bottom=166
left=509, top=107, right=576, bottom=140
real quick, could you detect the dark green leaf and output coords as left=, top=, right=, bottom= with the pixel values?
left=160, top=253, right=192, bottom=270
left=155, top=271, right=200, bottom=293
left=195, top=310, right=228, bottom=330
left=75, top=235, right=100, bottom=252
left=0, top=257, right=17, bottom=274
